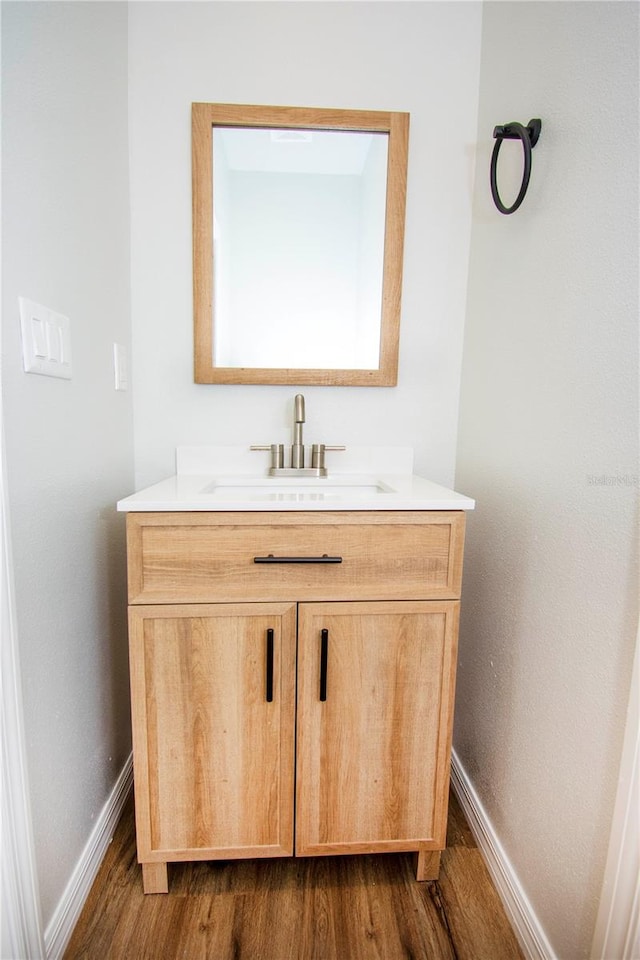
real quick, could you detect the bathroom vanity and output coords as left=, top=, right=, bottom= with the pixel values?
left=118, top=447, right=474, bottom=894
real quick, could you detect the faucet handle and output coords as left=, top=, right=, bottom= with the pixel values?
left=250, top=444, right=284, bottom=470
left=311, top=444, right=346, bottom=471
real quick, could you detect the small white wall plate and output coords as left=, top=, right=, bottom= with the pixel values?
left=19, top=297, right=72, bottom=380
left=113, top=343, right=128, bottom=391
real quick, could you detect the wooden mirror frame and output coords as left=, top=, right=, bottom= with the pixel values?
left=192, top=103, right=409, bottom=386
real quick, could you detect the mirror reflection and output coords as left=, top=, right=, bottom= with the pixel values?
left=213, top=127, right=388, bottom=370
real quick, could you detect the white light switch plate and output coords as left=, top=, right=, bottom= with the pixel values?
left=113, top=343, right=128, bottom=391
left=19, top=298, right=72, bottom=379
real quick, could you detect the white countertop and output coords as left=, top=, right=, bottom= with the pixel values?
left=117, top=473, right=475, bottom=513
left=117, top=446, right=475, bottom=512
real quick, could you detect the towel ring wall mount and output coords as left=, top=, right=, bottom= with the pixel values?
left=490, top=118, right=542, bottom=215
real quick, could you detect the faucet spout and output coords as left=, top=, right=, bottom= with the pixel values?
left=291, top=393, right=305, bottom=468
left=252, top=392, right=345, bottom=476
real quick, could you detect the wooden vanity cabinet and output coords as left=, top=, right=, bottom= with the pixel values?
left=126, top=510, right=465, bottom=893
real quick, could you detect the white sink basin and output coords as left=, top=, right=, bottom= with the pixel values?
left=116, top=447, right=476, bottom=512
left=200, top=476, right=396, bottom=500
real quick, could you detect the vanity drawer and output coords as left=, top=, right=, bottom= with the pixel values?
left=126, top=511, right=465, bottom=604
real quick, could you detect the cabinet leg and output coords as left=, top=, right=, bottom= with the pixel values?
left=141, top=861, right=169, bottom=894
left=415, top=849, right=441, bottom=882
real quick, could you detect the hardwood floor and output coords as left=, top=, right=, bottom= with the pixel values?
left=64, top=788, right=523, bottom=960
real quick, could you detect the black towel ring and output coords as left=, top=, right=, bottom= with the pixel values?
left=490, top=119, right=542, bottom=215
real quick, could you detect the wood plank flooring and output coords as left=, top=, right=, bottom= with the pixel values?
left=64, top=788, right=523, bottom=960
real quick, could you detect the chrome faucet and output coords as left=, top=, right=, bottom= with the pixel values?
left=251, top=393, right=345, bottom=476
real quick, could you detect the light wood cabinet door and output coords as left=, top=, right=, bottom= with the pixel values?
left=295, top=600, right=459, bottom=857
left=128, top=602, right=296, bottom=864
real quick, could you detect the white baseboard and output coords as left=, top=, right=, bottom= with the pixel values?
left=450, top=750, right=556, bottom=960
left=44, top=753, right=133, bottom=960
left=590, top=632, right=639, bottom=960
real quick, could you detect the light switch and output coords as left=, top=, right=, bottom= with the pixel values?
left=47, top=320, right=62, bottom=363
left=31, top=317, right=47, bottom=359
left=19, top=298, right=72, bottom=379
left=113, top=343, right=128, bottom=391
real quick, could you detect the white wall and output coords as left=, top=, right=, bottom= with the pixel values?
left=1, top=0, right=134, bottom=929
left=455, top=3, right=639, bottom=958
left=128, top=1, right=482, bottom=489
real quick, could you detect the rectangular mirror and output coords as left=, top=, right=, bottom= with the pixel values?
left=192, top=103, right=409, bottom=385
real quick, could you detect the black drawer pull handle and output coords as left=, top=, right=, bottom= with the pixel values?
left=254, top=554, right=342, bottom=564
left=266, top=628, right=274, bottom=703
left=320, top=629, right=328, bottom=702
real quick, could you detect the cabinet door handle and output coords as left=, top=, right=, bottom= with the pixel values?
left=254, top=554, right=342, bottom=564
left=266, top=628, right=274, bottom=703
left=320, top=628, right=328, bottom=702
